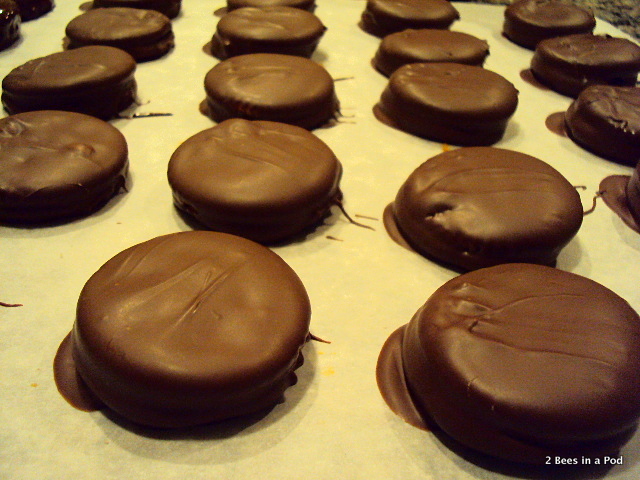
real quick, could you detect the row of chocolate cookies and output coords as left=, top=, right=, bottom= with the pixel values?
left=353, top=0, right=640, bottom=469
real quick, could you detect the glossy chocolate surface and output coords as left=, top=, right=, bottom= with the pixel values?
left=92, top=0, right=180, bottom=19
left=565, top=85, right=640, bottom=166
left=211, top=6, right=325, bottom=59
left=531, top=33, right=640, bottom=98
left=373, top=29, right=489, bottom=77
left=389, top=147, right=583, bottom=271
left=379, top=263, right=640, bottom=464
left=2, top=45, right=137, bottom=119
left=14, top=0, right=53, bottom=21
left=360, top=0, right=459, bottom=37
left=67, top=230, right=311, bottom=428
left=0, top=0, right=20, bottom=51
left=65, top=8, right=174, bottom=61
left=227, top=0, right=315, bottom=11
left=203, top=53, right=338, bottom=129
left=168, top=119, right=342, bottom=244
left=0, top=110, right=128, bottom=224
left=374, top=63, right=518, bottom=145
left=503, top=0, right=595, bottom=49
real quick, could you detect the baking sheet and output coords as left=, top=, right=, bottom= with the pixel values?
left=2, top=1, right=640, bottom=479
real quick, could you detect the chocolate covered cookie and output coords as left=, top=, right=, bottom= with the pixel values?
left=374, top=62, right=518, bottom=145
left=531, top=33, right=640, bottom=98
left=203, top=53, right=339, bottom=129
left=65, top=8, right=174, bottom=62
left=168, top=119, right=342, bottom=244
left=0, top=111, right=128, bottom=224
left=503, top=0, right=595, bottom=49
left=227, top=0, right=315, bottom=11
left=210, top=6, right=325, bottom=59
left=2, top=46, right=137, bottom=119
left=385, top=147, right=583, bottom=271
left=373, top=29, right=489, bottom=77
left=360, top=0, right=459, bottom=38
left=55, top=230, right=312, bottom=428
left=92, top=0, right=180, bottom=19
left=0, top=0, right=20, bottom=51
left=377, top=263, right=640, bottom=464
left=565, top=85, right=640, bottom=166
left=14, top=0, right=53, bottom=21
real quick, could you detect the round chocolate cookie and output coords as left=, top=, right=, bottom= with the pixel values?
left=2, top=46, right=137, bottom=120
left=56, top=230, right=311, bottom=428
left=210, top=6, right=325, bottom=59
left=373, top=29, right=489, bottom=77
left=168, top=119, right=342, bottom=244
left=203, top=53, right=339, bottom=129
left=360, top=0, right=459, bottom=38
left=386, top=147, right=583, bottom=271
left=374, top=62, right=518, bottom=146
left=227, top=0, right=315, bottom=12
left=377, top=263, right=640, bottom=464
left=503, top=0, right=595, bottom=50
left=565, top=85, right=640, bottom=166
left=65, top=8, right=174, bottom=62
left=0, top=111, right=128, bottom=224
left=530, top=33, right=640, bottom=98
left=0, top=0, right=20, bottom=51
left=14, top=0, right=53, bottom=21
left=92, top=0, right=180, bottom=19
left=598, top=162, right=640, bottom=234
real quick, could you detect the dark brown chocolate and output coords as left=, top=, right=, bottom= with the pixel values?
left=56, top=230, right=311, bottom=428
left=373, top=29, right=489, bottom=77
left=565, top=85, right=640, bottom=166
left=0, top=0, right=20, bottom=51
left=503, top=0, right=595, bottom=50
left=599, top=174, right=640, bottom=233
left=210, top=6, right=325, bottom=59
left=14, top=0, right=53, bottom=21
left=387, top=147, right=583, bottom=271
left=0, top=110, right=128, bottom=224
left=374, top=63, right=518, bottom=146
left=168, top=119, right=342, bottom=244
left=65, top=8, right=174, bottom=62
left=92, top=0, right=180, bottom=19
left=360, top=0, right=459, bottom=38
left=2, top=45, right=137, bottom=119
left=227, top=0, right=315, bottom=12
left=203, top=53, right=339, bottom=129
left=378, top=263, right=640, bottom=464
left=531, top=33, right=640, bottom=98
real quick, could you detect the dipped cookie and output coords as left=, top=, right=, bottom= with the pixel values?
left=385, top=147, right=583, bottom=271
left=92, top=0, right=180, bottom=19
left=377, top=263, right=640, bottom=464
left=360, top=0, right=459, bottom=38
left=374, top=62, right=518, bottom=146
left=14, top=0, right=53, bottom=21
left=55, top=230, right=312, bottom=428
left=168, top=119, right=342, bottom=244
left=0, top=111, right=128, bottom=224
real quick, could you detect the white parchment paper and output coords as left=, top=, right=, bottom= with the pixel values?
left=2, top=1, right=640, bottom=479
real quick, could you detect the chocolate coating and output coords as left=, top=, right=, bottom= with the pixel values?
left=374, top=63, right=518, bottom=146
left=388, top=147, right=583, bottom=271
left=168, top=119, right=342, bottom=244
left=628, top=165, right=640, bottom=227
left=65, top=8, right=174, bottom=62
left=0, top=0, right=20, bottom=51
left=531, top=34, right=640, bottom=98
left=378, top=263, right=640, bottom=464
left=211, top=6, right=325, bottom=59
left=0, top=111, right=128, bottom=224
left=599, top=174, right=640, bottom=234
left=373, top=29, right=489, bottom=77
left=360, top=0, right=459, bottom=38
left=67, top=230, right=311, bottom=428
left=203, top=53, right=339, bottom=129
left=565, top=85, right=640, bottom=166
left=92, top=0, right=180, bottom=19
left=2, top=46, right=137, bottom=120
left=503, top=0, right=595, bottom=50
left=227, top=0, right=315, bottom=11
left=14, top=0, right=53, bottom=21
